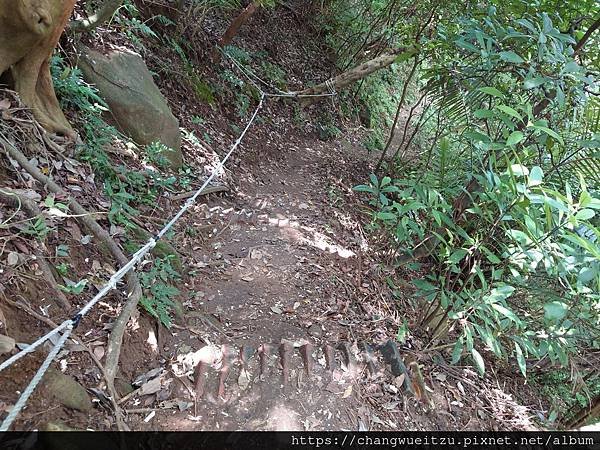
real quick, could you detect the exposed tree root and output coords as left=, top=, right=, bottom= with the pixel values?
left=0, top=133, right=140, bottom=406
left=0, top=187, right=71, bottom=311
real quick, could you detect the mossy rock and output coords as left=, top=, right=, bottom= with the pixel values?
left=43, top=368, right=92, bottom=412
left=79, top=47, right=183, bottom=169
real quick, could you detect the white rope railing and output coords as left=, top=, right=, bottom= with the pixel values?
left=0, top=47, right=339, bottom=431
left=0, top=93, right=265, bottom=431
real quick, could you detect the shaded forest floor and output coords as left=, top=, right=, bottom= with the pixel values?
left=0, top=0, right=558, bottom=431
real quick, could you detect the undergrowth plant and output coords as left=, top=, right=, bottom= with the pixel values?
left=51, top=52, right=188, bottom=325
left=139, top=255, right=181, bottom=328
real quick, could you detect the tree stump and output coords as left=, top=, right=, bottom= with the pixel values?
left=0, top=0, right=76, bottom=137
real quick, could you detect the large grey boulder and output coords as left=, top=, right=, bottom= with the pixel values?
left=79, top=47, right=183, bottom=169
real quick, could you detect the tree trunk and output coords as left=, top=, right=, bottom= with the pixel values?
left=212, top=1, right=260, bottom=63
left=0, top=0, right=76, bottom=137
left=375, top=56, right=419, bottom=173
left=296, top=47, right=409, bottom=103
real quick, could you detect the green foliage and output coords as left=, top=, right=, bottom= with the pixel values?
left=318, top=0, right=427, bottom=150
left=221, top=45, right=289, bottom=116
left=144, top=142, right=173, bottom=169
left=113, top=1, right=159, bottom=51
left=364, top=133, right=384, bottom=152
left=316, top=112, right=342, bottom=141
left=22, top=217, right=50, bottom=241
left=192, top=78, right=217, bottom=105
left=51, top=44, right=195, bottom=326
left=55, top=262, right=70, bottom=277
left=355, top=9, right=600, bottom=379
left=58, top=279, right=88, bottom=295
left=139, top=256, right=181, bottom=328
left=530, top=368, right=600, bottom=425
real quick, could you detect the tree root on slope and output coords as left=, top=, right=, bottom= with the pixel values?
left=0, top=188, right=71, bottom=311
left=0, top=134, right=140, bottom=408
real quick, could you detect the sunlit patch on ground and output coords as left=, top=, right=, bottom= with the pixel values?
left=266, top=403, right=302, bottom=430
left=266, top=214, right=356, bottom=258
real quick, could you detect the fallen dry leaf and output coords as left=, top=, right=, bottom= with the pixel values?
left=434, top=372, right=447, bottom=382
left=393, top=374, right=406, bottom=389
left=342, top=385, right=353, bottom=398
left=370, top=414, right=385, bottom=425
left=238, top=367, right=251, bottom=390
left=93, top=346, right=105, bottom=360
left=140, top=376, right=162, bottom=395
left=6, top=252, right=18, bottom=266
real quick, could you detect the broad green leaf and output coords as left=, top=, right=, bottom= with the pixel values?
left=412, top=279, right=437, bottom=292
left=543, top=301, right=568, bottom=321
left=506, top=131, right=524, bottom=146
left=514, top=343, right=526, bottom=377
left=516, top=18, right=536, bottom=32
left=510, top=164, right=529, bottom=176
left=455, top=39, right=479, bottom=52
left=471, top=348, right=485, bottom=376
left=464, top=130, right=491, bottom=143
left=474, top=109, right=495, bottom=119
left=508, top=229, right=531, bottom=245
left=396, top=320, right=409, bottom=344
left=528, top=166, right=543, bottom=186
left=478, top=86, right=504, bottom=98
left=578, top=267, right=597, bottom=284
left=575, top=209, right=595, bottom=220
left=376, top=212, right=397, bottom=220
left=499, top=51, right=524, bottom=63
left=497, top=105, right=522, bottom=121
left=492, top=303, right=520, bottom=323
left=448, top=249, right=468, bottom=264
left=353, top=185, right=374, bottom=192
left=395, top=49, right=418, bottom=63
left=579, top=191, right=592, bottom=208
left=485, top=285, right=515, bottom=303
left=532, top=125, right=564, bottom=144
left=523, top=77, right=547, bottom=89
left=465, top=324, right=474, bottom=351
left=481, top=246, right=501, bottom=264
left=451, top=338, right=463, bottom=364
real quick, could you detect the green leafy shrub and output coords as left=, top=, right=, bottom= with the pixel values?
left=139, top=256, right=181, bottom=328
left=355, top=9, right=600, bottom=377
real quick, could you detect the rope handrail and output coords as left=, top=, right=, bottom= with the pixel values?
left=1, top=44, right=340, bottom=431
left=0, top=92, right=266, bottom=431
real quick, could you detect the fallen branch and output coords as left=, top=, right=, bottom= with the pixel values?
left=169, top=184, right=229, bottom=201
left=0, top=134, right=141, bottom=402
left=295, top=46, right=415, bottom=104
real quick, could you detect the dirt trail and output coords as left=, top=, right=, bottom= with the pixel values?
left=122, top=134, right=384, bottom=431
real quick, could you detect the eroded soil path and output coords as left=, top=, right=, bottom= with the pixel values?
left=122, top=133, right=385, bottom=431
